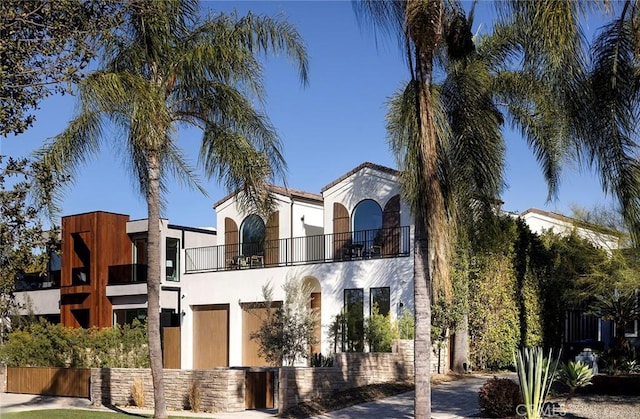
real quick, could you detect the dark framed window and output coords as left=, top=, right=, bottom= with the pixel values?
left=352, top=200, right=382, bottom=250
left=240, top=214, right=266, bottom=256
left=114, top=308, right=147, bottom=326
left=166, top=237, right=179, bottom=281
left=370, top=287, right=390, bottom=317
left=344, top=288, right=364, bottom=352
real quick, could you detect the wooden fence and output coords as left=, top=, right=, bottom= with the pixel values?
left=6, top=367, right=91, bottom=397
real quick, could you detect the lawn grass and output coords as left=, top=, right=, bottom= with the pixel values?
left=3, top=409, right=193, bottom=419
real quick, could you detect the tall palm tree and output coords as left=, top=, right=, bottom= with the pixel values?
left=355, top=1, right=459, bottom=417
left=35, top=1, right=308, bottom=417
left=359, top=1, right=640, bottom=417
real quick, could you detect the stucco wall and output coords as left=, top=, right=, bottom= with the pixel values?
left=90, top=368, right=245, bottom=412
left=182, top=256, right=414, bottom=368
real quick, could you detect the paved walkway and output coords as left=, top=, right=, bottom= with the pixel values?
left=314, top=375, right=488, bottom=419
left=0, top=375, right=491, bottom=418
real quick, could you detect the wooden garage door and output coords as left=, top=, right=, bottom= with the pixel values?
left=193, top=304, right=229, bottom=368
left=242, top=303, right=281, bottom=367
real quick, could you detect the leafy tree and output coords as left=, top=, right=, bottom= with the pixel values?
left=539, top=230, right=610, bottom=349
left=250, top=278, right=318, bottom=366
left=34, top=1, right=308, bottom=416
left=0, top=156, right=62, bottom=343
left=0, top=0, right=121, bottom=136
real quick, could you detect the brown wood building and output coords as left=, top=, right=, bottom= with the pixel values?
left=59, top=211, right=132, bottom=328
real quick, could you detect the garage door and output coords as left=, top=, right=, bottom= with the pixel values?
left=193, top=304, right=229, bottom=368
left=242, top=303, right=281, bottom=366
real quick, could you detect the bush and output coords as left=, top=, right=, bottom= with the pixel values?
left=478, top=376, right=522, bottom=418
left=397, top=309, right=414, bottom=340
left=131, top=378, right=145, bottom=407
left=188, top=381, right=201, bottom=412
left=0, top=318, right=148, bottom=367
left=365, top=304, right=395, bottom=352
left=310, top=353, right=333, bottom=367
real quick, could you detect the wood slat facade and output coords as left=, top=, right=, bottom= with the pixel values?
left=193, top=304, right=229, bottom=368
left=60, top=212, right=131, bottom=328
left=6, top=367, right=91, bottom=398
left=163, top=326, right=181, bottom=369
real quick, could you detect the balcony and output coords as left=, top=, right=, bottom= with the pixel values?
left=15, top=270, right=61, bottom=291
left=185, top=226, right=410, bottom=273
left=108, top=264, right=148, bottom=285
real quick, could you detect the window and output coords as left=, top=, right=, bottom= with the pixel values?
left=352, top=200, right=382, bottom=250
left=370, top=287, right=390, bottom=317
left=344, top=288, right=364, bottom=352
left=133, top=238, right=147, bottom=264
left=166, top=237, right=179, bottom=281
left=114, top=308, right=147, bottom=326
left=240, top=214, right=265, bottom=256
left=132, top=238, right=147, bottom=283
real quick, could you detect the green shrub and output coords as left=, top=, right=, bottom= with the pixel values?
left=0, top=318, right=148, bottom=367
left=478, top=376, right=522, bottom=418
left=365, top=304, right=396, bottom=352
left=397, top=309, right=414, bottom=340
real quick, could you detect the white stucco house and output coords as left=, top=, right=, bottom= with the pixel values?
left=180, top=162, right=414, bottom=368
left=520, top=207, right=620, bottom=251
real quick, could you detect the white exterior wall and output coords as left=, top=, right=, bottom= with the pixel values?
left=15, top=289, right=59, bottom=315
left=183, top=229, right=217, bottom=248
left=180, top=256, right=413, bottom=368
left=322, top=167, right=411, bottom=234
left=522, top=211, right=619, bottom=250
left=180, top=164, right=415, bottom=368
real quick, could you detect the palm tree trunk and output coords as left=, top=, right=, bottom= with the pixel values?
left=147, top=151, right=168, bottom=419
left=405, top=2, right=446, bottom=417
left=414, top=215, right=432, bottom=419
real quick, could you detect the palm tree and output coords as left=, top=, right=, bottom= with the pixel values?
left=35, top=1, right=308, bottom=417
left=354, top=2, right=464, bottom=416
left=359, top=1, right=640, bottom=417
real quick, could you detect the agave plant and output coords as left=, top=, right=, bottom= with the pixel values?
left=556, top=360, right=593, bottom=400
left=515, top=347, right=561, bottom=419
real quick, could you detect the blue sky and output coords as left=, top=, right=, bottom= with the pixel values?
left=0, top=1, right=612, bottom=229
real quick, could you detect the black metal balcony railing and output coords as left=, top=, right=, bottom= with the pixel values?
left=185, top=226, right=411, bottom=273
left=15, top=270, right=61, bottom=291
left=108, top=264, right=148, bottom=285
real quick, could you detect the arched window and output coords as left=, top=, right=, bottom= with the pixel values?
left=240, top=214, right=265, bottom=256
left=352, top=199, right=382, bottom=251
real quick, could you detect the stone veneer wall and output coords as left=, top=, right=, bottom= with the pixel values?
left=278, top=339, right=447, bottom=413
left=90, top=368, right=245, bottom=412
